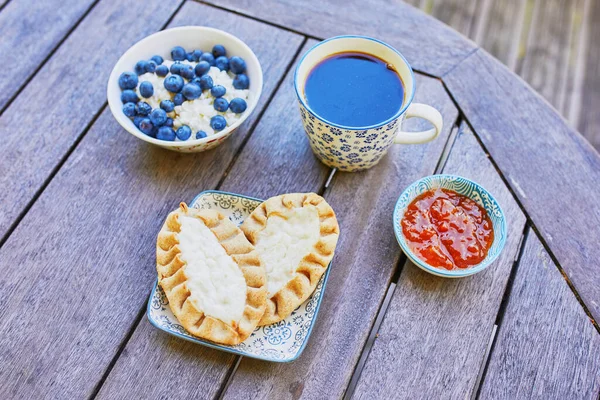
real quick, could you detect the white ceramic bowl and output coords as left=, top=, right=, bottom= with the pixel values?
left=107, top=26, right=263, bottom=152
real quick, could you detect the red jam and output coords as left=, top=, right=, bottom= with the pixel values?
left=401, top=188, right=494, bottom=270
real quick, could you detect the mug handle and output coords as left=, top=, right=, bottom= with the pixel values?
left=394, top=103, right=443, bottom=144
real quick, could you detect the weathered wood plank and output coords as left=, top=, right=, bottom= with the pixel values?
left=479, top=232, right=600, bottom=398
left=0, top=3, right=303, bottom=398
left=419, top=0, right=481, bottom=37
left=443, top=49, right=600, bottom=323
left=203, top=0, right=477, bottom=77
left=518, top=0, right=586, bottom=115
left=0, top=0, right=96, bottom=111
left=0, top=0, right=182, bottom=241
left=352, top=125, right=526, bottom=399
left=222, top=74, right=459, bottom=400
left=95, top=38, right=313, bottom=399
left=577, top=0, right=600, bottom=149
left=471, top=0, right=527, bottom=68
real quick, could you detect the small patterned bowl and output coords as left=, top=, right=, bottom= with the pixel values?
left=393, top=174, right=507, bottom=278
left=107, top=26, right=263, bottom=153
left=147, top=190, right=332, bottom=362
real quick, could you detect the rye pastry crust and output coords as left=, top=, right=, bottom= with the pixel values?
left=156, top=203, right=267, bottom=345
left=241, top=193, right=339, bottom=325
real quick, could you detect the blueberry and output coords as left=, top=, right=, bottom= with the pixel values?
left=118, top=72, right=138, bottom=90
left=196, top=130, right=207, bottom=139
left=146, top=61, right=157, bottom=73
left=139, top=81, right=154, bottom=98
left=215, top=56, right=229, bottom=71
left=210, top=115, right=227, bottom=131
left=192, top=50, right=203, bottom=61
left=233, top=74, right=249, bottom=89
left=173, top=93, right=185, bottom=105
left=139, top=118, right=154, bottom=135
left=134, top=60, right=149, bottom=75
left=123, top=102, right=136, bottom=117
left=120, top=89, right=139, bottom=104
left=200, top=53, right=215, bottom=66
left=135, top=101, right=152, bottom=116
left=229, top=97, right=247, bottom=113
left=149, top=108, right=168, bottom=126
left=164, top=75, right=184, bottom=93
left=151, top=55, right=164, bottom=65
left=210, top=85, right=226, bottom=98
left=180, top=64, right=195, bottom=80
left=191, top=77, right=202, bottom=87
left=182, top=83, right=202, bottom=100
left=199, top=75, right=213, bottom=91
left=164, top=117, right=174, bottom=127
left=171, top=46, right=186, bottom=61
left=160, top=99, right=175, bottom=112
left=194, top=61, right=211, bottom=76
left=212, top=44, right=226, bottom=58
left=213, top=97, right=229, bottom=112
left=176, top=125, right=192, bottom=140
left=170, top=62, right=183, bottom=75
left=155, top=65, right=169, bottom=77
left=229, top=56, right=246, bottom=74
left=186, top=52, right=195, bottom=62
left=133, top=116, right=144, bottom=127
left=157, top=126, right=176, bottom=141
left=149, top=126, right=158, bottom=138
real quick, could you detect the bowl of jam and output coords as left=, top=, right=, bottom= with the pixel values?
left=393, top=174, right=507, bottom=278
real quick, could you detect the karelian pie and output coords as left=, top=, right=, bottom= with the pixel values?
left=241, top=193, right=339, bottom=325
left=156, top=203, right=267, bottom=345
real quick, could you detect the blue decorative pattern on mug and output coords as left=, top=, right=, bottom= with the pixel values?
left=298, top=103, right=402, bottom=172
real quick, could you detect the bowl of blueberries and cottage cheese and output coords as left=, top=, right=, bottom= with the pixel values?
left=107, top=26, right=263, bottom=152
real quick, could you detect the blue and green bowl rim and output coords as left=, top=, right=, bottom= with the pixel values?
left=393, top=174, right=507, bottom=278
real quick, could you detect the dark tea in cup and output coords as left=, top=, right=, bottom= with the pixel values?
left=304, top=52, right=405, bottom=128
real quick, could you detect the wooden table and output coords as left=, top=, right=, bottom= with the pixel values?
left=1, top=1, right=599, bottom=398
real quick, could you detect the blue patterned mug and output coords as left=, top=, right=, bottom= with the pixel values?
left=294, top=36, right=443, bottom=172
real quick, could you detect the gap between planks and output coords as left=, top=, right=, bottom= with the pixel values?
left=0, top=0, right=12, bottom=14
left=214, top=37, right=309, bottom=189
left=84, top=3, right=194, bottom=397
left=0, top=102, right=106, bottom=250
left=472, top=226, right=529, bottom=400
left=0, top=0, right=101, bottom=120
left=439, top=73, right=600, bottom=333
left=87, top=292, right=151, bottom=400
left=340, top=115, right=463, bottom=400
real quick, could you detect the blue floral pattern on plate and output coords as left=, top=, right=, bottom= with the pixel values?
left=147, top=190, right=331, bottom=362
left=393, top=174, right=507, bottom=278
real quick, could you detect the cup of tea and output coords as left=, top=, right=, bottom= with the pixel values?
left=294, top=35, right=443, bottom=172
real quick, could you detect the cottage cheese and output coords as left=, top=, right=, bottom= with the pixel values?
left=135, top=72, right=171, bottom=109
